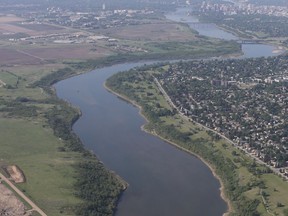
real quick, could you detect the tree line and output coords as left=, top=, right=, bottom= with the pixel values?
left=30, top=68, right=126, bottom=215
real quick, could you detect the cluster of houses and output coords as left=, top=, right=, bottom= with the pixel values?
left=41, top=7, right=156, bottom=31
left=157, top=56, right=288, bottom=174
left=199, top=1, right=288, bottom=17
left=10, top=6, right=156, bottom=52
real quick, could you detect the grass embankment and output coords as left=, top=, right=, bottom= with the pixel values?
left=106, top=65, right=288, bottom=216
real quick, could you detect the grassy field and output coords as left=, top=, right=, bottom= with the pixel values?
left=0, top=118, right=83, bottom=215
left=98, top=21, right=197, bottom=42
left=261, top=174, right=288, bottom=215
left=0, top=70, right=18, bottom=87
left=0, top=58, right=84, bottom=215
left=2, top=63, right=66, bottom=83
left=0, top=64, right=66, bottom=101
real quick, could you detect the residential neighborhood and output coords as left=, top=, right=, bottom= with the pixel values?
left=191, top=0, right=288, bottom=39
left=198, top=1, right=288, bottom=17
left=155, top=55, right=288, bottom=177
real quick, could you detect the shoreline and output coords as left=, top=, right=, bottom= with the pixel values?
left=104, top=82, right=233, bottom=216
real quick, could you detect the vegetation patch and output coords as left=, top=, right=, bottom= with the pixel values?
left=98, top=22, right=197, bottom=41
left=0, top=118, right=82, bottom=215
left=29, top=73, right=126, bottom=215
left=0, top=70, right=20, bottom=88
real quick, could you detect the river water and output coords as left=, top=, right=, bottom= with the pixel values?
left=166, top=7, right=281, bottom=58
left=55, top=7, right=281, bottom=216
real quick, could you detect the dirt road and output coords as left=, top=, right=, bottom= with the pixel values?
left=0, top=79, right=6, bottom=87
left=0, top=172, right=47, bottom=216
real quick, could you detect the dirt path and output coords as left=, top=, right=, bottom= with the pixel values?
left=0, top=172, right=47, bottom=216
left=16, top=49, right=45, bottom=61
left=0, top=79, right=6, bottom=87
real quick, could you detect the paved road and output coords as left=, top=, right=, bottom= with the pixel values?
left=0, top=172, right=47, bottom=216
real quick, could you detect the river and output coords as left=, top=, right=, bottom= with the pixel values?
left=55, top=7, right=281, bottom=216
left=166, top=7, right=282, bottom=58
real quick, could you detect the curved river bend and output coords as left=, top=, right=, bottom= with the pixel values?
left=166, top=7, right=281, bottom=58
left=55, top=8, right=281, bottom=216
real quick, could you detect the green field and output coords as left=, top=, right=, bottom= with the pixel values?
left=0, top=71, right=19, bottom=87
left=0, top=118, right=83, bottom=215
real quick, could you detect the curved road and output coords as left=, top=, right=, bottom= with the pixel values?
left=0, top=172, right=47, bottom=216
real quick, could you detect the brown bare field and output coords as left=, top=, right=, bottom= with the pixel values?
left=0, top=23, right=66, bottom=36
left=13, top=23, right=64, bottom=32
left=0, top=48, right=42, bottom=65
left=6, top=165, right=25, bottom=183
left=0, top=15, right=24, bottom=23
left=0, top=184, right=26, bottom=215
left=0, top=23, right=36, bottom=35
left=98, top=22, right=197, bottom=42
left=0, top=15, right=66, bottom=36
left=0, top=44, right=111, bottom=66
left=22, top=45, right=113, bottom=60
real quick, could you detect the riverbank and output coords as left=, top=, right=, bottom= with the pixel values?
left=218, top=24, right=288, bottom=55
left=54, top=6, right=286, bottom=214
left=1, top=4, right=285, bottom=215
left=3, top=37, right=239, bottom=215
left=104, top=82, right=233, bottom=216
left=105, top=61, right=288, bottom=215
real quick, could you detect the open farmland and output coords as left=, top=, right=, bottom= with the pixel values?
left=0, top=22, right=70, bottom=36
left=98, top=22, right=197, bottom=41
left=0, top=15, right=24, bottom=23
left=0, top=14, right=115, bottom=64
left=22, top=45, right=113, bottom=60
left=0, top=48, right=42, bottom=65
left=0, top=45, right=113, bottom=66
left=0, top=63, right=66, bottom=85
left=0, top=14, right=70, bottom=37
left=0, top=23, right=36, bottom=35
left=13, top=23, right=64, bottom=32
